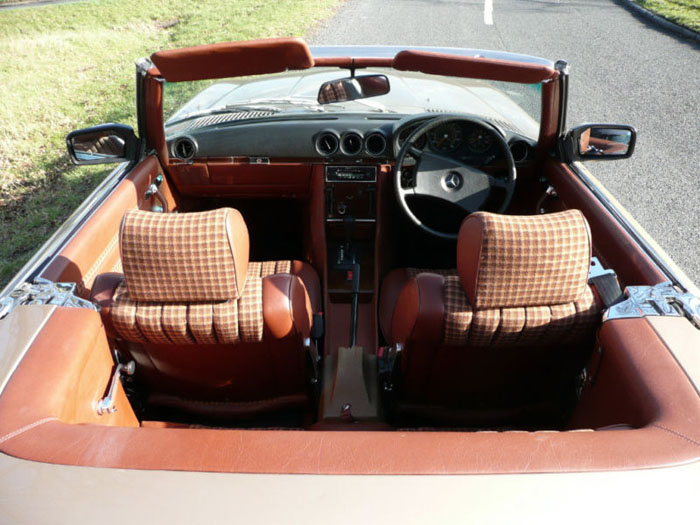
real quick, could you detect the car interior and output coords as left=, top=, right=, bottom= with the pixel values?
left=2, top=39, right=699, bottom=476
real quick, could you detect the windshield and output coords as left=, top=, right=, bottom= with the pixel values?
left=163, top=67, right=542, bottom=139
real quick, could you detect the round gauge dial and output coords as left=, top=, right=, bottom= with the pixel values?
left=428, top=122, right=464, bottom=153
left=466, top=129, right=494, bottom=153
left=398, top=126, right=427, bottom=150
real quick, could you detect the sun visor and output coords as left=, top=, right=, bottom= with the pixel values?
left=393, top=50, right=557, bottom=84
left=151, top=38, right=314, bottom=82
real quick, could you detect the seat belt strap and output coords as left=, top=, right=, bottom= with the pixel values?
left=588, top=257, right=624, bottom=308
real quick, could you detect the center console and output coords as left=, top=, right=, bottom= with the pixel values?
left=324, top=166, right=377, bottom=344
left=317, top=165, right=385, bottom=426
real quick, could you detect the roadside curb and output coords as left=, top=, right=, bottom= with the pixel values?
left=615, top=0, right=700, bottom=44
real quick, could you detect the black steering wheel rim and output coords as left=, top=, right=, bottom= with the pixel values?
left=394, top=115, right=517, bottom=240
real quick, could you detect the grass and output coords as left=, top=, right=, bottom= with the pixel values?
left=0, top=0, right=341, bottom=289
left=633, top=0, right=700, bottom=32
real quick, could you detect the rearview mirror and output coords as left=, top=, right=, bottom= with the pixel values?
left=318, top=74, right=390, bottom=104
left=66, top=123, right=138, bottom=165
left=564, top=124, right=636, bottom=162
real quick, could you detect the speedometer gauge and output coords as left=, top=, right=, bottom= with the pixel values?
left=466, top=129, right=494, bottom=153
left=428, top=122, right=463, bottom=153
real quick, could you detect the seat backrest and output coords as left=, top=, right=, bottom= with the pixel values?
left=389, top=210, right=602, bottom=422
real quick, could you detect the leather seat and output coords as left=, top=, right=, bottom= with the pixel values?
left=380, top=210, right=602, bottom=426
left=91, top=207, right=321, bottom=418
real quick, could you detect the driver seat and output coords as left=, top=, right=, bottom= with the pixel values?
left=91, top=207, right=320, bottom=420
left=379, top=210, right=602, bottom=427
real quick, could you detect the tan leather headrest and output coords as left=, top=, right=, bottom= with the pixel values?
left=120, top=208, right=249, bottom=302
left=457, top=210, right=592, bottom=309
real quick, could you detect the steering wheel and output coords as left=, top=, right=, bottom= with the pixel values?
left=394, top=116, right=517, bottom=240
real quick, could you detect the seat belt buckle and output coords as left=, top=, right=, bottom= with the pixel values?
left=311, top=312, right=324, bottom=339
left=378, top=344, right=402, bottom=392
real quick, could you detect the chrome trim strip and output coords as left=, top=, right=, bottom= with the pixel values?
left=0, top=162, right=130, bottom=299
left=570, top=161, right=700, bottom=296
left=603, top=283, right=700, bottom=329
left=96, top=361, right=135, bottom=416
left=326, top=218, right=376, bottom=223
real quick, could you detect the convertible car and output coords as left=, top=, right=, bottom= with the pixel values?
left=1, top=38, right=699, bottom=521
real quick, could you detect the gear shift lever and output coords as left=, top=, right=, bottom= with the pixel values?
left=335, top=216, right=360, bottom=347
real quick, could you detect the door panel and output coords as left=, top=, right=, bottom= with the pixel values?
left=41, top=156, right=177, bottom=297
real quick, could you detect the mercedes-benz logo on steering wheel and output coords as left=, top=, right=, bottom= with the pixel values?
left=443, top=171, right=463, bottom=191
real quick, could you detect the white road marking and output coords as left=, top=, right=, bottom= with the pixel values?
left=484, top=0, right=493, bottom=25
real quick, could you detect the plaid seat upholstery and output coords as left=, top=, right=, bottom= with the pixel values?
left=111, top=259, right=302, bottom=344
left=457, top=210, right=592, bottom=309
left=120, top=208, right=249, bottom=302
left=110, top=208, right=310, bottom=345
left=442, top=274, right=599, bottom=347
left=387, top=210, right=601, bottom=348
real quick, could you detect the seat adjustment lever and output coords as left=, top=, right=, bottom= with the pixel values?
left=96, top=360, right=135, bottom=415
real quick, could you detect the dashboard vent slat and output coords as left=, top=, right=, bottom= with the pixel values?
left=183, top=110, right=277, bottom=131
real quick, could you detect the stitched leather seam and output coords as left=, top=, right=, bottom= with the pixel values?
left=652, top=423, right=700, bottom=448
left=0, top=417, right=58, bottom=445
left=80, top=231, right=119, bottom=293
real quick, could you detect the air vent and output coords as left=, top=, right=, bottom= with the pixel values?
left=340, top=132, right=363, bottom=156
left=365, top=132, right=387, bottom=156
left=509, top=141, right=530, bottom=162
left=315, top=131, right=340, bottom=156
left=172, top=137, right=196, bottom=160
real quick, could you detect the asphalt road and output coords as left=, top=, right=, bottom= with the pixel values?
left=311, top=0, right=700, bottom=286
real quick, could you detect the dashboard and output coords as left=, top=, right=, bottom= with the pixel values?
left=167, top=113, right=537, bottom=166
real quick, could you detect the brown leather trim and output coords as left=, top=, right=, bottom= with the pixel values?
left=89, top=272, right=123, bottom=337
left=456, top=215, right=484, bottom=306
left=536, top=79, right=560, bottom=161
left=145, top=76, right=169, bottom=165
left=0, top=308, right=138, bottom=433
left=263, top=274, right=311, bottom=339
left=263, top=274, right=295, bottom=339
left=151, top=38, right=314, bottom=82
left=568, top=320, right=700, bottom=440
left=393, top=50, right=558, bottom=84
left=546, top=161, right=666, bottom=286
left=2, top=315, right=700, bottom=475
left=290, top=260, right=322, bottom=315
left=379, top=268, right=410, bottom=342
left=391, top=273, right=445, bottom=346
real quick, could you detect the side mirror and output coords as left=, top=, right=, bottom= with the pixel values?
left=563, top=124, right=636, bottom=162
left=66, top=123, right=138, bottom=165
left=318, top=74, right=390, bottom=104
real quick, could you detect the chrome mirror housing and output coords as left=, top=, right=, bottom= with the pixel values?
left=66, top=123, right=138, bottom=165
